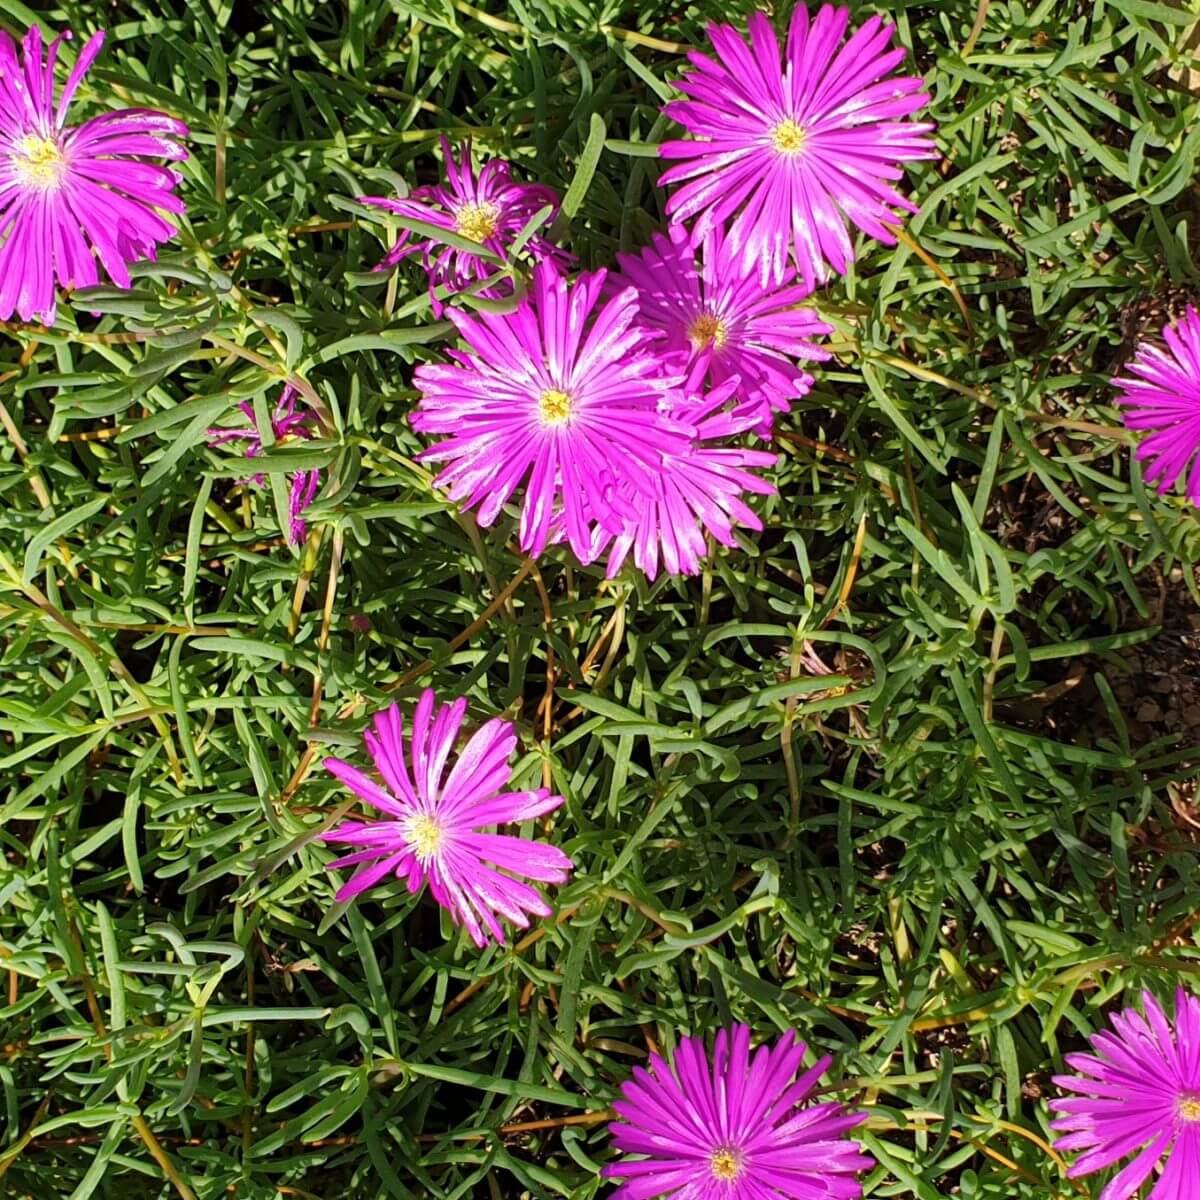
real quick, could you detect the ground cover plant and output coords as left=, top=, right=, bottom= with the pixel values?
left=2, top=0, right=1200, bottom=1197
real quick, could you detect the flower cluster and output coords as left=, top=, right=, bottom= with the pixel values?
left=376, top=3, right=935, bottom=581
left=410, top=260, right=782, bottom=579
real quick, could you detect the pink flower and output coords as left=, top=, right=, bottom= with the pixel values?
left=360, top=136, right=571, bottom=313
left=208, top=385, right=319, bottom=545
left=592, top=381, right=777, bottom=580
left=1050, top=989, right=1200, bottom=1199
left=658, top=4, right=937, bottom=289
left=604, top=1024, right=872, bottom=1199
left=1115, top=307, right=1200, bottom=505
left=0, top=26, right=188, bottom=326
left=411, top=260, right=692, bottom=562
left=612, top=224, right=831, bottom=435
left=322, top=690, right=573, bottom=948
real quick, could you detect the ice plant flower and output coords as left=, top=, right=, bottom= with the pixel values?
left=321, top=689, right=573, bottom=948
left=1050, top=988, right=1200, bottom=1199
left=1114, top=307, right=1200, bottom=506
left=0, top=26, right=188, bottom=325
left=360, top=136, right=570, bottom=313
left=604, top=1024, right=872, bottom=1198
left=658, top=4, right=938, bottom=289
left=412, top=260, right=692, bottom=562
left=612, top=225, right=831, bottom=434
left=207, top=386, right=319, bottom=545
left=591, top=380, right=778, bottom=580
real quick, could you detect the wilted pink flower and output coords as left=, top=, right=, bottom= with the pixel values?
left=612, top=225, right=831, bottom=434
left=1050, top=989, right=1200, bottom=1200
left=208, top=385, right=319, bottom=545
left=322, top=689, right=573, bottom=948
left=412, top=260, right=692, bottom=562
left=592, top=380, right=777, bottom=580
left=1115, top=307, right=1200, bottom=506
left=0, top=26, right=188, bottom=326
left=659, top=4, right=937, bottom=289
left=604, top=1024, right=872, bottom=1198
left=360, top=136, right=570, bottom=313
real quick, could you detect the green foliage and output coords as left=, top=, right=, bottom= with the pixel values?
left=2, top=0, right=1199, bottom=1197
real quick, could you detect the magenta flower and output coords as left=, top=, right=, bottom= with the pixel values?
left=658, top=4, right=937, bottom=289
left=1115, top=307, right=1200, bottom=506
left=412, top=260, right=693, bottom=562
left=1050, top=989, right=1200, bottom=1200
left=360, top=136, right=571, bottom=313
left=604, top=1024, right=872, bottom=1199
left=0, top=26, right=188, bottom=326
left=321, top=689, right=573, bottom=948
left=592, top=381, right=777, bottom=580
left=612, top=225, right=831, bottom=434
left=208, top=385, right=319, bottom=545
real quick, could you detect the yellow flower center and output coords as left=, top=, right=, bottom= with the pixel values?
left=688, top=312, right=727, bottom=351
left=1180, top=1094, right=1200, bottom=1122
left=709, top=1147, right=743, bottom=1181
left=12, top=134, right=66, bottom=189
left=404, top=813, right=444, bottom=863
left=454, top=201, right=501, bottom=244
left=538, top=388, right=572, bottom=426
left=770, top=118, right=807, bottom=157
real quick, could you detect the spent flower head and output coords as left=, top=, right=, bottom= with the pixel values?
left=207, top=385, right=319, bottom=545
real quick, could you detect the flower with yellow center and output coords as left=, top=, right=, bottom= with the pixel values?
left=538, top=388, right=572, bottom=426
left=687, top=311, right=727, bottom=352
left=1179, top=1094, right=1200, bottom=1122
left=12, top=134, right=67, bottom=189
left=403, top=812, right=445, bottom=863
left=769, top=118, right=806, bottom=157
left=709, top=1146, right=744, bottom=1182
left=454, top=201, right=501, bottom=244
